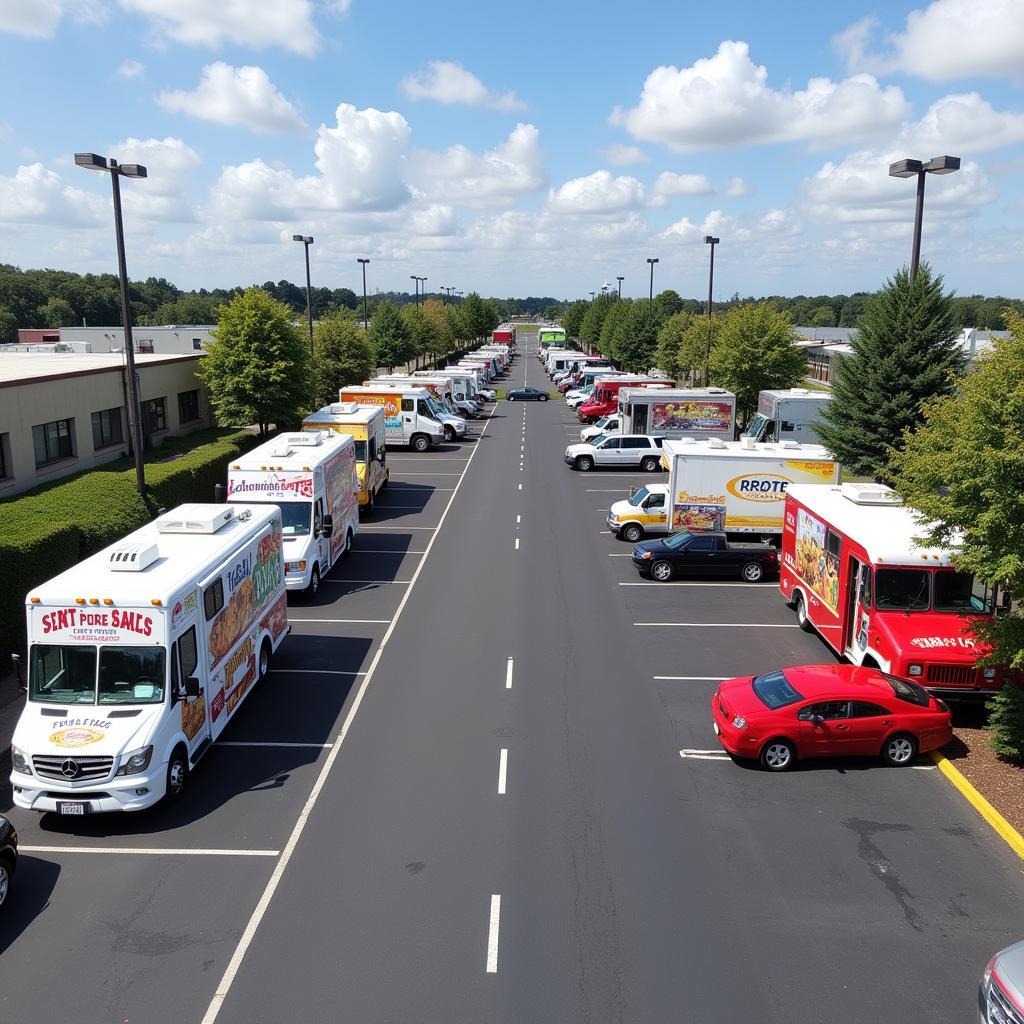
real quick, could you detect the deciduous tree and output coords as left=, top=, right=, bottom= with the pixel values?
left=313, top=313, right=377, bottom=406
left=368, top=299, right=414, bottom=372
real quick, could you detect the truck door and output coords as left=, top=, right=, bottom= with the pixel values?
left=313, top=496, right=327, bottom=569
left=633, top=403, right=648, bottom=434
left=843, top=559, right=872, bottom=658
left=401, top=397, right=415, bottom=437
left=172, top=623, right=211, bottom=757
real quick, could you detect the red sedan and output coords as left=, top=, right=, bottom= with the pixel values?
left=711, top=664, right=952, bottom=771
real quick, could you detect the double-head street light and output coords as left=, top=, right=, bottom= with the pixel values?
left=417, top=276, right=428, bottom=305
left=704, top=235, right=720, bottom=387
left=616, top=275, right=624, bottom=299
left=75, top=152, right=148, bottom=496
left=357, top=258, right=370, bottom=327
left=292, top=234, right=314, bottom=355
left=646, top=257, right=659, bottom=304
left=888, top=155, right=960, bottom=277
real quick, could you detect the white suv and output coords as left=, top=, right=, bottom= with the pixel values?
left=564, top=434, right=665, bottom=472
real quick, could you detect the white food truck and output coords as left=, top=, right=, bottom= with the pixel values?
left=616, top=386, right=737, bottom=439
left=227, top=431, right=359, bottom=595
left=606, top=436, right=840, bottom=543
left=338, top=384, right=446, bottom=451
left=368, top=376, right=468, bottom=440
left=11, top=503, right=288, bottom=814
left=745, top=388, right=832, bottom=445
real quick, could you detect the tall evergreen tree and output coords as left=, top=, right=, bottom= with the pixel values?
left=816, top=264, right=963, bottom=478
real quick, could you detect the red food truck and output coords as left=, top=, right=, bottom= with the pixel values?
left=780, top=483, right=1005, bottom=698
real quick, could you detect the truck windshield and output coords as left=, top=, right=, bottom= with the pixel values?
left=30, top=644, right=166, bottom=704
left=875, top=569, right=930, bottom=611
left=663, top=530, right=696, bottom=550
left=746, top=414, right=770, bottom=441
left=628, top=486, right=651, bottom=507
left=426, top=397, right=445, bottom=418
left=246, top=501, right=310, bottom=537
left=934, top=571, right=994, bottom=614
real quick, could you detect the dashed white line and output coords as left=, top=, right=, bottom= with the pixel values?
left=486, top=895, right=502, bottom=973
left=497, top=748, right=508, bottom=794
left=654, top=675, right=725, bottom=681
left=518, top=483, right=522, bottom=490
left=505, top=658, right=514, bottom=689
left=514, top=538, right=520, bottom=550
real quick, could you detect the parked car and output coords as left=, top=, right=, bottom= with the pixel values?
left=711, top=664, right=953, bottom=771
left=506, top=387, right=549, bottom=402
left=0, top=814, right=18, bottom=912
left=581, top=414, right=619, bottom=443
left=980, top=940, right=1024, bottom=1023
left=564, top=434, right=664, bottom=472
left=632, top=530, right=779, bottom=579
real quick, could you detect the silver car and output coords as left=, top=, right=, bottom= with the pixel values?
left=980, top=940, right=1024, bottom=1022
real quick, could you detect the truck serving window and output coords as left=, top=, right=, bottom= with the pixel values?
left=933, top=571, right=995, bottom=614
left=353, top=439, right=367, bottom=462
left=99, top=647, right=165, bottom=703
left=30, top=644, right=97, bottom=703
left=752, top=671, right=804, bottom=710
left=204, top=579, right=224, bottom=620
left=875, top=569, right=930, bottom=611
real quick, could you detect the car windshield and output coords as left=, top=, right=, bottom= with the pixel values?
left=886, top=674, right=931, bottom=707
left=247, top=501, right=310, bottom=537
left=30, top=643, right=166, bottom=704
left=875, top=569, right=930, bottom=611
left=589, top=434, right=607, bottom=447
left=596, top=416, right=612, bottom=428
left=752, top=670, right=804, bottom=709
left=628, top=486, right=651, bottom=507
left=663, top=530, right=696, bottom=550
left=933, top=571, right=994, bottom=613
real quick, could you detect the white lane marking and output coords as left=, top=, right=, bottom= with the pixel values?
left=618, top=582, right=775, bottom=588
left=586, top=489, right=629, bottom=492
left=217, top=741, right=333, bottom=748
left=353, top=549, right=427, bottom=555
left=383, top=487, right=455, bottom=492
left=322, top=579, right=412, bottom=585
left=680, top=750, right=731, bottom=761
left=22, top=846, right=280, bottom=856
left=365, top=505, right=434, bottom=510
left=607, top=553, right=631, bottom=557
left=516, top=514, right=521, bottom=524
left=518, top=483, right=522, bottom=490
left=635, top=622, right=798, bottom=628
left=486, top=895, right=502, bottom=973
left=497, top=748, right=508, bottom=794
left=505, top=658, right=514, bottom=690
left=359, top=525, right=438, bottom=530
left=200, top=402, right=497, bottom=1024
left=388, top=472, right=461, bottom=476
left=270, top=669, right=366, bottom=676
left=386, top=457, right=471, bottom=462
left=289, top=618, right=392, bottom=624
left=514, top=538, right=520, bottom=550
left=595, top=508, right=609, bottom=512
left=655, top=676, right=725, bottom=681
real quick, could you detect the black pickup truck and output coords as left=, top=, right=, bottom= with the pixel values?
left=631, top=530, right=779, bottom=582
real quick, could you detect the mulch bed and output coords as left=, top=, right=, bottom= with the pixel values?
left=943, top=724, right=1024, bottom=838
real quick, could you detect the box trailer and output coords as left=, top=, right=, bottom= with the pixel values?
left=577, top=376, right=676, bottom=423
left=617, top=386, right=736, bottom=439
left=746, top=388, right=832, bottom=445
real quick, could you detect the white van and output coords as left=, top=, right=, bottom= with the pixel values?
left=339, top=385, right=446, bottom=452
left=10, top=503, right=288, bottom=814
left=227, top=432, right=359, bottom=596
left=372, top=375, right=469, bottom=436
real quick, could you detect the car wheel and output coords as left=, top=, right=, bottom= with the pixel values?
left=621, top=523, right=644, bottom=543
left=741, top=562, right=764, bottom=583
left=508, top=395, right=515, bottom=402
left=539, top=394, right=548, bottom=402
left=412, top=434, right=429, bottom=453
left=307, top=564, right=320, bottom=598
left=164, top=745, right=189, bottom=803
left=760, top=738, right=796, bottom=772
left=882, top=733, right=917, bottom=767
left=651, top=559, right=675, bottom=582
left=575, top=455, right=594, bottom=472
left=641, top=456, right=659, bottom=472
left=443, top=425, right=455, bottom=442
left=0, top=854, right=13, bottom=912
left=258, top=639, right=272, bottom=682
left=795, top=592, right=813, bottom=632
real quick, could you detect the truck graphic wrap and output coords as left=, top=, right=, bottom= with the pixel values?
left=340, top=392, right=401, bottom=430
left=792, top=507, right=840, bottom=612
left=652, top=400, right=732, bottom=433
left=227, top=473, right=314, bottom=499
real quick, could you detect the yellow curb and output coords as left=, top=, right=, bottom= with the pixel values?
left=931, top=749, right=1024, bottom=862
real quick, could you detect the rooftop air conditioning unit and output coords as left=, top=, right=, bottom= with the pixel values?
left=739, top=434, right=756, bottom=450
left=707, top=387, right=727, bottom=394
left=108, top=543, right=159, bottom=572
left=156, top=505, right=236, bottom=534
left=707, top=438, right=726, bottom=449
left=283, top=433, right=323, bottom=446
left=330, top=402, right=360, bottom=415
left=841, top=482, right=904, bottom=506
left=791, top=387, right=809, bottom=395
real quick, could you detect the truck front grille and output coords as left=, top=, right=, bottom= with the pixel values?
left=925, top=664, right=976, bottom=687
left=988, top=979, right=1024, bottom=1024
left=33, top=755, right=114, bottom=782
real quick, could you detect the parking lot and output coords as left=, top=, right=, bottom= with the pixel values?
left=1, top=332, right=1022, bottom=1024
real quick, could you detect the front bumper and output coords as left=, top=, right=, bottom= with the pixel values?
left=607, top=514, right=622, bottom=534
left=11, top=764, right=168, bottom=813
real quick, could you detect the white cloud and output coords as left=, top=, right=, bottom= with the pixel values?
left=412, top=123, right=545, bottom=207
left=600, top=144, right=650, bottom=166
left=118, top=0, right=319, bottom=56
left=464, top=211, right=554, bottom=251
left=722, top=176, right=752, bottom=198
left=832, top=17, right=878, bottom=74
left=158, top=63, right=307, bottom=135
left=547, top=170, right=646, bottom=214
left=661, top=207, right=801, bottom=245
left=0, top=0, right=106, bottom=37
left=407, top=204, right=458, bottom=237
left=401, top=60, right=526, bottom=112
left=108, top=136, right=201, bottom=222
left=840, top=0, right=1024, bottom=81
left=0, top=163, right=107, bottom=226
left=117, top=58, right=145, bottom=78
left=901, top=93, right=1024, bottom=155
left=611, top=40, right=909, bottom=152
left=652, top=171, right=713, bottom=199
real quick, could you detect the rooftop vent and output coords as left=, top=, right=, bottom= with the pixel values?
left=108, top=543, right=159, bottom=572
left=707, top=387, right=727, bottom=394
left=841, top=482, right=904, bottom=506
left=707, top=438, right=726, bottom=449
left=156, top=505, right=236, bottom=535
left=739, top=434, right=756, bottom=450
left=790, top=387, right=809, bottom=395
left=329, top=402, right=360, bottom=415
left=781, top=440, right=801, bottom=449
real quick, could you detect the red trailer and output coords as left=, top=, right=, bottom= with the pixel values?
left=577, top=376, right=674, bottom=423
left=780, top=483, right=1005, bottom=698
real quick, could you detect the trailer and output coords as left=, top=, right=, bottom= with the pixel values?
left=617, top=386, right=735, bottom=439
left=746, top=388, right=831, bottom=445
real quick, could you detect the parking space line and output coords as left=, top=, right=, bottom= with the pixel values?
left=635, top=622, right=798, bottom=628
left=21, top=846, right=281, bottom=857
left=486, top=894, right=502, bottom=973
left=270, top=669, right=366, bottom=676
left=288, top=617, right=392, bottom=624
left=217, top=741, right=333, bottom=748
left=498, top=748, right=508, bottom=794
left=322, top=579, right=412, bottom=585
left=680, top=749, right=731, bottom=761
left=505, top=658, right=514, bottom=689
left=619, top=582, right=775, bottom=588
left=655, top=675, right=724, bottom=680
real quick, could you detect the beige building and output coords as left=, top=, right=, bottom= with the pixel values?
left=0, top=351, right=213, bottom=497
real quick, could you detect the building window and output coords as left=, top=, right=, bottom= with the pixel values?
left=136, top=339, right=154, bottom=354
left=32, top=418, right=75, bottom=468
left=91, top=407, right=124, bottom=450
left=192, top=338, right=203, bottom=351
left=144, top=397, right=167, bottom=433
left=178, top=390, right=200, bottom=423
left=0, top=433, right=10, bottom=479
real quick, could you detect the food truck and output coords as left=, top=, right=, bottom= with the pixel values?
left=11, top=503, right=288, bottom=813
left=745, top=388, right=832, bottom=445
left=617, top=386, right=736, bottom=439
left=301, top=402, right=388, bottom=513
left=338, top=385, right=445, bottom=451
left=780, top=483, right=1004, bottom=697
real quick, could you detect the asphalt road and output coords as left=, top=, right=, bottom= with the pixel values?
left=1, top=332, right=1022, bottom=1024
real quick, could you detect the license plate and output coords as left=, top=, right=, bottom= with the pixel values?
left=713, top=722, right=720, bottom=736
left=59, top=802, right=86, bottom=815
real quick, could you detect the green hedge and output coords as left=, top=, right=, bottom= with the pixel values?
left=0, top=428, right=258, bottom=650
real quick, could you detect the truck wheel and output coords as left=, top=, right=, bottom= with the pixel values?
left=366, top=492, right=374, bottom=515
left=258, top=639, right=272, bottom=682
left=164, top=745, right=189, bottom=803
left=622, top=523, right=644, bottom=543
left=651, top=560, right=675, bottom=582
left=443, top=425, right=456, bottom=442
left=641, top=456, right=659, bottom=472
left=882, top=733, right=917, bottom=767
left=741, top=562, right=765, bottom=583
left=307, top=564, right=320, bottom=598
left=345, top=528, right=354, bottom=555
left=575, top=455, right=594, bottom=472
left=795, top=592, right=813, bottom=632
left=411, top=434, right=429, bottom=452
left=0, top=853, right=12, bottom=912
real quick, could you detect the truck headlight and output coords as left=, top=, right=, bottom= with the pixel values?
left=907, top=664, right=923, bottom=677
left=286, top=561, right=307, bottom=573
left=116, top=746, right=154, bottom=776
left=11, top=745, right=32, bottom=775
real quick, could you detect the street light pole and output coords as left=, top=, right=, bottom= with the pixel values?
left=703, top=235, right=720, bottom=387
left=888, top=155, right=960, bottom=277
left=616, top=276, right=624, bottom=299
left=76, top=152, right=147, bottom=496
left=292, top=234, right=314, bottom=355
left=420, top=277, right=427, bottom=306
left=646, top=257, right=659, bottom=305
left=357, top=258, right=370, bottom=328
left=589, top=291, right=595, bottom=302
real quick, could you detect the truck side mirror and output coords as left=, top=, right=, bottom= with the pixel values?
left=184, top=676, right=202, bottom=698
left=214, top=482, right=227, bottom=503
left=321, top=514, right=334, bottom=538
left=11, top=653, right=25, bottom=693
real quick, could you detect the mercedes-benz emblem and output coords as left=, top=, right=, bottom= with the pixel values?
left=60, top=759, right=79, bottom=779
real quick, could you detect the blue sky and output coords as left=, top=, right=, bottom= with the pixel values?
left=1, top=0, right=1023, bottom=302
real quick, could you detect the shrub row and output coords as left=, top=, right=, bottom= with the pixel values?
left=0, top=428, right=258, bottom=650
